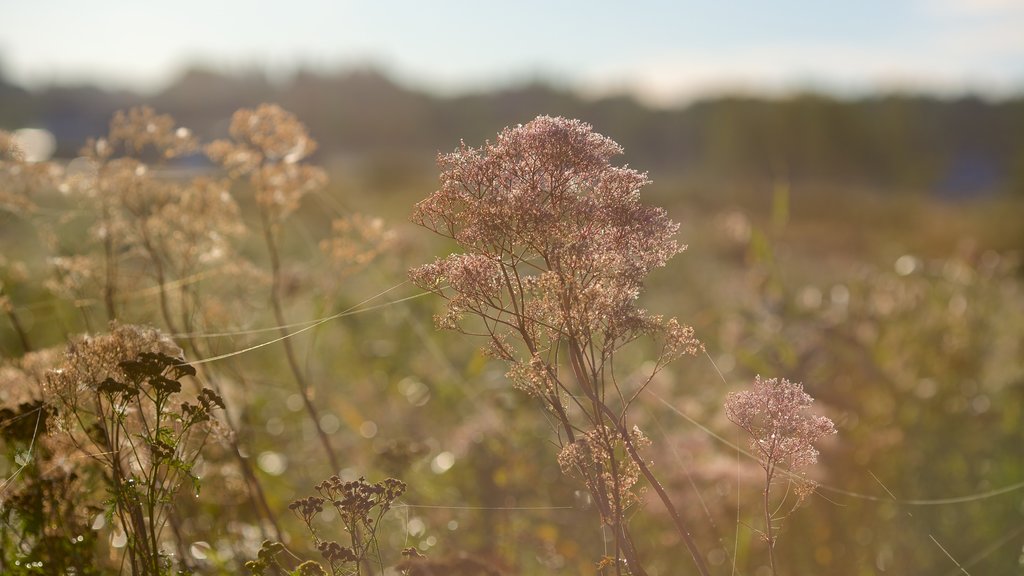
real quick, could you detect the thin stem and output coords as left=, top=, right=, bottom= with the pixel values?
left=569, top=341, right=711, bottom=576
left=258, top=205, right=340, bottom=473
left=100, top=193, right=118, bottom=321
left=3, top=307, right=31, bottom=353
left=177, top=284, right=284, bottom=542
left=140, top=230, right=178, bottom=336
left=764, top=466, right=777, bottom=576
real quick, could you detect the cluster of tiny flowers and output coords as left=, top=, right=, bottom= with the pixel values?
left=318, top=540, right=358, bottom=564
left=60, top=108, right=217, bottom=274
left=288, top=496, right=326, bottom=525
left=105, top=107, right=197, bottom=159
left=410, top=115, right=696, bottom=350
left=557, top=426, right=651, bottom=525
left=505, top=355, right=557, bottom=397
left=44, top=255, right=98, bottom=302
left=411, top=253, right=504, bottom=330
left=206, top=104, right=326, bottom=220
left=319, top=213, right=396, bottom=276
left=0, top=130, right=61, bottom=215
left=0, top=347, right=62, bottom=408
left=663, top=317, right=702, bottom=355
left=725, top=375, right=836, bottom=497
left=314, top=475, right=407, bottom=525
left=410, top=253, right=501, bottom=296
left=141, top=176, right=246, bottom=272
left=44, top=323, right=183, bottom=431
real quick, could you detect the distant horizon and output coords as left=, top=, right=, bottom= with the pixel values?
left=3, top=59, right=1022, bottom=109
left=3, top=0, right=1023, bottom=107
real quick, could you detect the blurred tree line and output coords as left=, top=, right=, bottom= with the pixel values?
left=1, top=64, right=1022, bottom=197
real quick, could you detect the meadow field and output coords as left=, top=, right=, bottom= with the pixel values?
left=1, top=93, right=1023, bottom=576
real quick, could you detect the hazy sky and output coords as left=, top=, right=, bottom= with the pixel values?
left=1, top=0, right=1022, bottom=105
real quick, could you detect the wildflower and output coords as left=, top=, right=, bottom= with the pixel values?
left=557, top=426, right=651, bottom=526
left=725, top=375, right=836, bottom=573
left=206, top=104, right=325, bottom=220
left=319, top=213, right=395, bottom=276
left=288, top=496, right=325, bottom=525
left=0, top=347, right=62, bottom=409
left=411, top=115, right=687, bottom=342
left=0, top=129, right=61, bottom=215
left=410, top=116, right=710, bottom=575
left=725, top=375, right=836, bottom=490
left=44, top=322, right=183, bottom=432
left=106, top=107, right=197, bottom=159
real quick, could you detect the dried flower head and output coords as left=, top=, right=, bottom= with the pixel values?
left=139, top=176, right=246, bottom=274
left=206, top=104, right=325, bottom=220
left=725, top=375, right=836, bottom=497
left=288, top=496, right=326, bottom=525
left=44, top=322, right=183, bottom=431
left=44, top=255, right=99, bottom=302
left=106, top=107, right=197, bottom=159
left=557, top=425, right=651, bottom=525
left=319, top=213, right=395, bottom=276
left=0, top=130, right=61, bottom=215
left=0, top=347, right=62, bottom=409
left=318, top=540, right=358, bottom=564
left=410, top=115, right=700, bottom=382
left=226, top=104, right=317, bottom=162
left=314, top=474, right=407, bottom=525
left=411, top=115, right=688, bottom=342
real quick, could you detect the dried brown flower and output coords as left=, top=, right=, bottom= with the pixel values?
left=44, top=322, right=183, bottom=432
left=411, top=116, right=689, bottom=346
left=319, top=213, right=395, bottom=276
left=0, top=130, right=61, bottom=215
left=107, top=107, right=197, bottom=159
left=0, top=347, right=62, bottom=409
left=206, top=104, right=326, bottom=220
left=557, top=425, right=651, bottom=525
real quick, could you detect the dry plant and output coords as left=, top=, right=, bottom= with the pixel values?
left=44, top=323, right=223, bottom=575
left=67, top=107, right=198, bottom=322
left=0, top=132, right=61, bottom=353
left=725, top=375, right=836, bottom=575
left=246, top=475, right=406, bottom=576
left=0, top=103, right=853, bottom=575
left=55, top=107, right=288, bottom=547
left=410, top=116, right=708, bottom=575
left=0, top=347, right=101, bottom=576
left=206, top=104, right=340, bottom=472
left=3, top=104, right=397, bottom=572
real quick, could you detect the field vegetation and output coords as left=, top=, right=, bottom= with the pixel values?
left=1, top=95, right=1022, bottom=575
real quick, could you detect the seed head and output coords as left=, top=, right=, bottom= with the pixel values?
left=725, top=375, right=836, bottom=497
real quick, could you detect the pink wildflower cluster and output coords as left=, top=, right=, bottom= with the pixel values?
left=410, top=115, right=694, bottom=358
left=725, top=375, right=836, bottom=496
left=411, top=116, right=710, bottom=574
left=557, top=426, right=652, bottom=526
